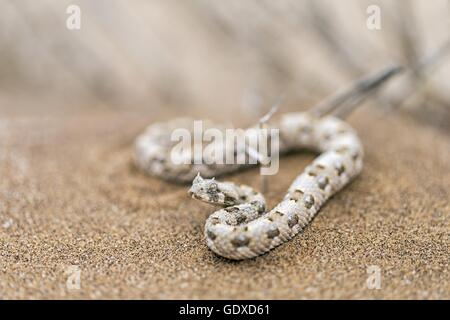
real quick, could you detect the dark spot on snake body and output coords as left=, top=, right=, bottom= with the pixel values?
left=231, top=234, right=250, bottom=247
left=317, top=175, right=329, bottom=190
left=267, top=211, right=283, bottom=221
left=208, top=192, right=219, bottom=202
left=224, top=206, right=240, bottom=213
left=316, top=164, right=325, bottom=170
left=208, top=182, right=218, bottom=192
left=267, top=226, right=280, bottom=238
left=290, top=189, right=304, bottom=201
left=210, top=217, right=220, bottom=225
left=352, top=152, right=359, bottom=161
left=236, top=214, right=246, bottom=224
left=224, top=195, right=236, bottom=203
left=303, top=194, right=315, bottom=209
left=251, top=201, right=265, bottom=213
left=334, top=161, right=345, bottom=175
left=287, top=214, right=299, bottom=228
left=207, top=230, right=216, bottom=240
left=308, top=171, right=317, bottom=177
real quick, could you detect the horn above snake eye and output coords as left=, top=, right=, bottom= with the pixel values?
left=193, top=173, right=203, bottom=184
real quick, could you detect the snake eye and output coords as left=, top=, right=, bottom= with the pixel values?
left=208, top=182, right=218, bottom=192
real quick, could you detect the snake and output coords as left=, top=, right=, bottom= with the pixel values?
left=134, top=111, right=363, bottom=260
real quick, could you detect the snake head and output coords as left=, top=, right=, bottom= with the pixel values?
left=188, top=173, right=242, bottom=206
left=188, top=173, right=221, bottom=204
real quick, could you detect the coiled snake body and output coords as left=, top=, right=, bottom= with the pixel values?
left=135, top=112, right=363, bottom=260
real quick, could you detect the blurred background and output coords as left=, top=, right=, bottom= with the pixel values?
left=0, top=0, right=449, bottom=127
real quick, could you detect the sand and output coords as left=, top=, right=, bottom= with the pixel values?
left=0, top=106, right=449, bottom=299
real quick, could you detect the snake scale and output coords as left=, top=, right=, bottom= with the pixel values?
left=134, top=111, right=363, bottom=260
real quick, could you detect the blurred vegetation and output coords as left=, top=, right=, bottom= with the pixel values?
left=0, top=0, right=449, bottom=129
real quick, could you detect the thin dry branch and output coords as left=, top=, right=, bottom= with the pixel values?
left=311, top=65, right=403, bottom=118
left=311, top=37, right=450, bottom=120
